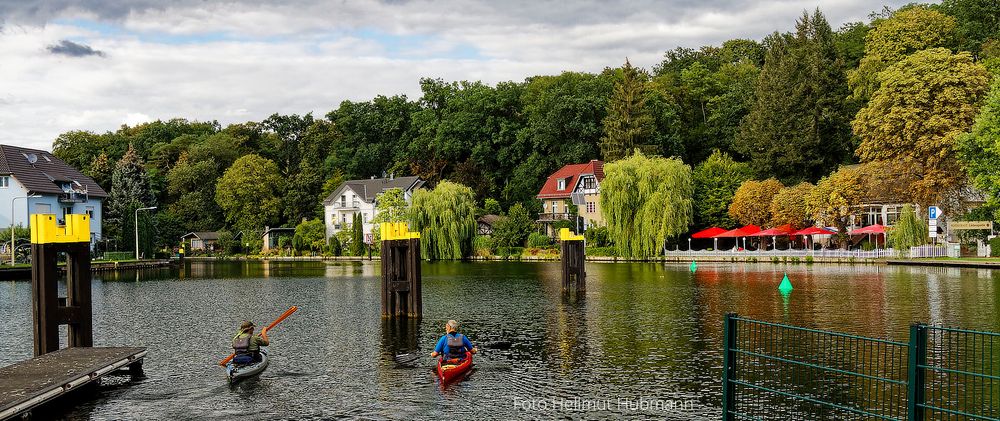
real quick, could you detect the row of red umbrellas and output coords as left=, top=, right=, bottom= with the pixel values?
left=691, top=224, right=888, bottom=239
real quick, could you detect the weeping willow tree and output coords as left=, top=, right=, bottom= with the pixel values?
left=409, top=180, right=477, bottom=260
left=889, top=204, right=927, bottom=254
left=599, top=151, right=693, bottom=258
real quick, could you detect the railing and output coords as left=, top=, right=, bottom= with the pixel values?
left=537, top=212, right=572, bottom=222
left=909, top=245, right=948, bottom=258
left=666, top=248, right=898, bottom=259
left=722, top=314, right=1000, bottom=420
left=58, top=191, right=88, bottom=203
left=331, top=201, right=360, bottom=209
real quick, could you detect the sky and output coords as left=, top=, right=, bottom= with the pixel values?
left=0, top=0, right=917, bottom=151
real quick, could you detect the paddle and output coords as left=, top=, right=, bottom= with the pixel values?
left=218, top=306, right=299, bottom=366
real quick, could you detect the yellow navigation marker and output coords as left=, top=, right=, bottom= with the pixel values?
left=559, top=228, right=584, bottom=241
left=30, top=214, right=91, bottom=244
left=380, top=222, right=421, bottom=240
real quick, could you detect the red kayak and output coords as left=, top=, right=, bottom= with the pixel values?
left=437, top=352, right=473, bottom=382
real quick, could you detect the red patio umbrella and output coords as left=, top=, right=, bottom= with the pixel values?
left=791, top=226, right=836, bottom=250
left=713, top=225, right=761, bottom=250
left=851, top=224, right=887, bottom=249
left=691, top=227, right=727, bottom=238
left=748, top=224, right=795, bottom=250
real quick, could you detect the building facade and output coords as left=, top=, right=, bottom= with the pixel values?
left=0, top=145, right=106, bottom=250
left=322, top=176, right=424, bottom=240
left=536, top=159, right=604, bottom=236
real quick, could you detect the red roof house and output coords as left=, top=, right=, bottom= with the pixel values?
left=536, top=160, right=605, bottom=235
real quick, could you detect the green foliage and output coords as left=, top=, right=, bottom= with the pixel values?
left=855, top=48, right=991, bottom=208
left=600, top=60, right=654, bottom=162
left=295, top=219, right=327, bottom=252
left=585, top=246, right=617, bottom=257
left=526, top=232, right=552, bottom=248
left=584, top=225, right=610, bottom=247
left=736, top=10, right=853, bottom=183
left=600, top=151, right=693, bottom=258
left=990, top=236, right=1000, bottom=257
left=483, top=198, right=502, bottom=216
left=409, top=181, right=477, bottom=260
left=373, top=188, right=408, bottom=223
left=693, top=150, right=752, bottom=227
left=958, top=80, right=1000, bottom=220
left=335, top=228, right=353, bottom=254
left=729, top=179, right=783, bottom=226
left=351, top=213, right=365, bottom=256
left=491, top=203, right=537, bottom=248
left=889, top=205, right=928, bottom=251
left=939, top=0, right=999, bottom=61
left=106, top=144, right=157, bottom=255
left=103, top=251, right=134, bottom=261
left=472, top=235, right=493, bottom=255
left=215, top=154, right=284, bottom=233
left=327, top=236, right=342, bottom=256
left=217, top=231, right=239, bottom=255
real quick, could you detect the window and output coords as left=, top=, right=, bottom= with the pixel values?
left=586, top=202, right=595, bottom=213
left=0, top=176, right=9, bottom=188
left=552, top=201, right=560, bottom=213
left=557, top=179, right=566, bottom=191
left=583, top=177, right=595, bottom=189
left=85, top=206, right=95, bottom=218
left=340, top=194, right=347, bottom=206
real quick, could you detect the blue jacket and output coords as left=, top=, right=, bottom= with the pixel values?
left=434, top=332, right=473, bottom=357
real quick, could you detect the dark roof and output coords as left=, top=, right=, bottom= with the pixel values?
left=477, top=214, right=501, bottom=225
left=180, top=231, right=221, bottom=241
left=322, top=176, right=425, bottom=205
left=261, top=227, right=295, bottom=236
left=0, top=144, right=108, bottom=198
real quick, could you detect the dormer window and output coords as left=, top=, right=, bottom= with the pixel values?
left=0, top=176, right=9, bottom=188
left=583, top=177, right=595, bottom=189
left=557, top=179, right=566, bottom=191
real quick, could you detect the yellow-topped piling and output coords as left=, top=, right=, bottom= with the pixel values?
left=29, top=214, right=90, bottom=244
left=380, top=222, right=421, bottom=241
left=559, top=228, right=584, bottom=242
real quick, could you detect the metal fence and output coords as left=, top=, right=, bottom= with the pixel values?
left=722, top=314, right=1000, bottom=420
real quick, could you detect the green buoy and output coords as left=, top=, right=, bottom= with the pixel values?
left=778, top=273, right=793, bottom=293
left=690, top=261, right=697, bottom=273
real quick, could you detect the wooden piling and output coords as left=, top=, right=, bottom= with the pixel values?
left=559, top=228, right=586, bottom=292
left=380, top=223, right=422, bottom=318
left=30, top=215, right=94, bottom=356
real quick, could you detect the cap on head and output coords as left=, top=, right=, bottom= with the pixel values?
left=240, top=320, right=255, bottom=331
left=446, top=320, right=459, bottom=331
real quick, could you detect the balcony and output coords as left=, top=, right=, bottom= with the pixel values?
left=58, top=191, right=87, bottom=203
left=537, top=212, right=572, bottom=222
left=331, top=201, right=361, bottom=209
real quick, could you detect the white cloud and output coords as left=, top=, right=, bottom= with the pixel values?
left=0, top=0, right=918, bottom=151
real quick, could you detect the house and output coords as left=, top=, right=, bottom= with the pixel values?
left=262, top=226, right=295, bottom=252
left=322, top=175, right=424, bottom=240
left=180, top=231, right=239, bottom=251
left=536, top=160, right=604, bottom=236
left=477, top=214, right=500, bottom=236
left=0, top=145, right=106, bottom=250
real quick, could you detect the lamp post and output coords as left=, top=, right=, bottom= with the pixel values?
left=134, top=206, right=157, bottom=260
left=10, top=194, right=41, bottom=266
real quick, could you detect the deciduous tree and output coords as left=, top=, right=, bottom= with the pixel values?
left=409, top=181, right=477, bottom=260
left=692, top=150, right=752, bottom=228
left=215, top=154, right=284, bottom=233
left=728, top=179, right=784, bottom=226
left=770, top=182, right=814, bottom=228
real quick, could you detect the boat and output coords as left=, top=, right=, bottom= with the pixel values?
left=226, top=347, right=269, bottom=382
left=437, top=352, right=473, bottom=383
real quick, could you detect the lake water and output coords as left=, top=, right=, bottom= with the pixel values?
left=1, top=260, right=998, bottom=420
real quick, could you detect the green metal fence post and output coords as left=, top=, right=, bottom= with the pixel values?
left=722, top=313, right=738, bottom=420
left=907, top=323, right=927, bottom=421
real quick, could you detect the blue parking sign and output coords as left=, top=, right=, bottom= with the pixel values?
left=928, top=206, right=940, bottom=220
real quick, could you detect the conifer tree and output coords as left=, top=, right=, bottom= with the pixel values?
left=106, top=144, right=157, bottom=255
left=600, top=59, right=654, bottom=162
left=351, top=212, right=365, bottom=256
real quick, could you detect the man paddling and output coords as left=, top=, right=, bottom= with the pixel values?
left=431, top=320, right=477, bottom=362
left=232, top=320, right=269, bottom=364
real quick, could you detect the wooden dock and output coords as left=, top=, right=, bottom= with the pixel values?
left=0, top=347, right=146, bottom=420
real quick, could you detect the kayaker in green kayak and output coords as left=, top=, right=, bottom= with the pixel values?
left=431, top=320, right=477, bottom=362
left=232, top=320, right=269, bottom=365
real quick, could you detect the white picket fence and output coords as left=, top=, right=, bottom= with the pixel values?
left=665, top=246, right=952, bottom=259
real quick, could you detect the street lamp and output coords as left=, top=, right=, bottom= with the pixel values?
left=135, top=206, right=157, bottom=259
left=10, top=194, right=41, bottom=266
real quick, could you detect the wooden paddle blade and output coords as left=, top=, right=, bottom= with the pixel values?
left=218, top=306, right=298, bottom=367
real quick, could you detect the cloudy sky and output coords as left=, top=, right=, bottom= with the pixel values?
left=1, top=1, right=916, bottom=151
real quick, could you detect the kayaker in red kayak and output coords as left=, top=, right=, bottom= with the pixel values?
left=431, top=320, right=477, bottom=362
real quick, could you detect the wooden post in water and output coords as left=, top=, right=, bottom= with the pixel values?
left=380, top=223, right=422, bottom=318
left=31, top=214, right=93, bottom=356
left=559, top=228, right=586, bottom=292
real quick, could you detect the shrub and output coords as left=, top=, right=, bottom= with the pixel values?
left=586, top=246, right=616, bottom=257
left=584, top=226, right=610, bottom=247
left=805, top=255, right=814, bottom=264
left=473, top=235, right=493, bottom=255
left=328, top=236, right=342, bottom=256
left=991, top=236, right=1000, bottom=257
left=103, top=251, right=134, bottom=261
left=526, top=232, right=552, bottom=248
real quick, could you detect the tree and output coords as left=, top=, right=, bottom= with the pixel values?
left=409, top=181, right=477, bottom=260
left=351, top=213, right=365, bottom=256
left=728, top=179, right=784, bottom=226
left=106, top=144, right=156, bottom=256
left=854, top=48, right=991, bottom=209
left=599, top=151, right=693, bottom=258
left=215, top=154, right=284, bottom=233
left=848, top=6, right=957, bottom=103
left=958, top=80, right=1000, bottom=220
left=770, top=182, right=814, bottom=228
left=483, top=198, right=502, bottom=216
left=692, top=150, right=752, bottom=228
left=806, top=165, right=870, bottom=236
left=940, top=0, right=1000, bottom=60
left=736, top=10, right=853, bottom=183
left=600, top=60, right=654, bottom=161
left=889, top=205, right=927, bottom=251
left=372, top=188, right=409, bottom=224
left=294, top=218, right=327, bottom=253
left=491, top=202, right=536, bottom=248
